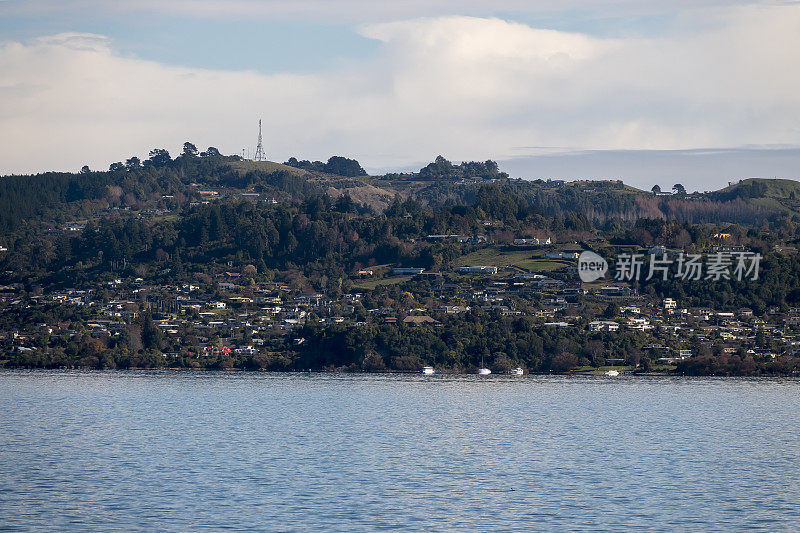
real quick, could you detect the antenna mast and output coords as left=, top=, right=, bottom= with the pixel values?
left=254, top=119, right=266, bottom=161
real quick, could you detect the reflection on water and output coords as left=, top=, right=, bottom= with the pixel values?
left=1, top=370, right=799, bottom=531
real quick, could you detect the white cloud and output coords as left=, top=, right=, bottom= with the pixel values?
left=1, top=5, right=799, bottom=175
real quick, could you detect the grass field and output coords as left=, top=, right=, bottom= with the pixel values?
left=453, top=246, right=570, bottom=272
left=228, top=160, right=309, bottom=177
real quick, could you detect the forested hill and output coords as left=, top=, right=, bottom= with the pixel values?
left=1, top=145, right=800, bottom=237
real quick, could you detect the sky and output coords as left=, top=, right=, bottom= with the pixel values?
left=1, top=0, right=799, bottom=190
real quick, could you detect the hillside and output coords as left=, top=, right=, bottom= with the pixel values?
left=2, top=148, right=800, bottom=377
left=719, top=178, right=800, bottom=199
left=2, top=149, right=800, bottom=237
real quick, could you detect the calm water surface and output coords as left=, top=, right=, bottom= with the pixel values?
left=1, top=370, right=799, bottom=531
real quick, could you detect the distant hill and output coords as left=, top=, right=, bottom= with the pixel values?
left=718, top=178, right=800, bottom=199
left=2, top=149, right=800, bottom=234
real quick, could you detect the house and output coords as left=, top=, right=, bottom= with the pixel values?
left=538, top=278, right=565, bottom=288
left=202, top=345, right=231, bottom=356
left=627, top=318, right=652, bottom=330
left=459, top=266, right=498, bottom=275
left=513, top=237, right=551, bottom=245
left=234, top=346, right=259, bottom=355
left=402, top=316, right=442, bottom=327
left=440, top=305, right=471, bottom=314
left=392, top=267, right=425, bottom=275
left=426, top=234, right=459, bottom=241
left=599, top=286, right=631, bottom=297
left=663, top=298, right=677, bottom=309
left=562, top=287, right=588, bottom=296
left=545, top=252, right=579, bottom=260
left=589, top=320, right=619, bottom=332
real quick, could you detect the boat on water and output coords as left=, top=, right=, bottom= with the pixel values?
left=421, top=366, right=435, bottom=375
left=510, top=367, right=524, bottom=376
left=605, top=370, right=620, bottom=377
left=477, top=356, right=491, bottom=375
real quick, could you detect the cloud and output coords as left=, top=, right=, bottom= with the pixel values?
left=0, top=5, right=799, bottom=177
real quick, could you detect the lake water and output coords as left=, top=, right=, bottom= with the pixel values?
left=1, top=371, right=799, bottom=531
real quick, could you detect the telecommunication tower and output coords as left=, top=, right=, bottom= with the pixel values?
left=253, top=119, right=266, bottom=161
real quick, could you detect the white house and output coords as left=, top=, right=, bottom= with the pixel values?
left=459, top=266, right=498, bottom=275
left=589, top=320, right=620, bottom=332
left=513, top=237, right=552, bottom=245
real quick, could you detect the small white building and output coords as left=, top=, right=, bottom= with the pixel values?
left=589, top=320, right=620, bottom=332
left=513, top=237, right=551, bottom=246
left=234, top=346, right=259, bottom=355
left=392, top=267, right=425, bottom=275
left=459, top=266, right=498, bottom=275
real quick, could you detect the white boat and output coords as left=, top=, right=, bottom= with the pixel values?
left=421, top=366, right=435, bottom=375
left=604, top=370, right=620, bottom=377
left=478, top=368, right=492, bottom=375
left=510, top=367, right=524, bottom=376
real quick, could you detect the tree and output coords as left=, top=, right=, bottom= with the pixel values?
left=361, top=350, right=386, bottom=371
left=125, top=156, right=141, bottom=170
left=673, top=183, right=686, bottom=196
left=182, top=142, right=198, bottom=158
left=419, top=155, right=454, bottom=179
left=323, top=156, right=367, bottom=177
left=147, top=148, right=171, bottom=168
left=551, top=352, right=578, bottom=372
left=108, top=162, right=124, bottom=172
left=651, top=184, right=662, bottom=195
left=80, top=165, right=91, bottom=174
left=140, top=311, right=163, bottom=351
left=201, top=147, right=221, bottom=157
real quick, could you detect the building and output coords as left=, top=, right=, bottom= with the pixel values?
left=545, top=252, right=580, bottom=260
left=459, top=266, right=498, bottom=275
left=513, top=237, right=551, bottom=245
left=589, top=320, right=620, bottom=332
left=402, top=316, right=442, bottom=327
left=392, top=267, right=425, bottom=275
left=663, top=298, right=677, bottom=309
left=599, top=286, right=632, bottom=297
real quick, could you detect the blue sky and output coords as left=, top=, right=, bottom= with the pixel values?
left=0, top=13, right=378, bottom=74
left=0, top=0, right=798, bottom=190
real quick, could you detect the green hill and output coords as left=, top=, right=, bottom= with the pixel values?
left=720, top=178, right=800, bottom=199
